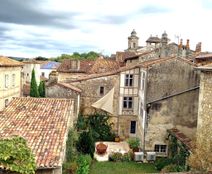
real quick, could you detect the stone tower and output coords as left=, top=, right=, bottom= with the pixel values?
left=160, top=31, right=169, bottom=57
left=161, top=31, right=168, bottom=46
left=128, top=29, right=139, bottom=51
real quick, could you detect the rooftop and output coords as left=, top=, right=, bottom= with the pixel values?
left=167, top=128, right=192, bottom=150
left=0, top=97, right=74, bottom=169
left=0, top=56, right=23, bottom=67
left=57, top=57, right=120, bottom=74
left=146, top=36, right=161, bottom=43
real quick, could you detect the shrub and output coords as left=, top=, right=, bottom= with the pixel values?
left=127, top=137, right=140, bottom=150
left=161, top=164, right=179, bottom=173
left=109, top=152, right=123, bottom=162
left=109, top=152, right=132, bottom=162
left=122, top=153, right=132, bottom=162
left=63, top=161, right=78, bottom=174
left=76, top=129, right=95, bottom=157
left=155, top=157, right=173, bottom=171
left=88, top=113, right=115, bottom=141
left=76, top=155, right=92, bottom=174
left=76, top=114, right=87, bottom=131
left=66, top=129, right=78, bottom=162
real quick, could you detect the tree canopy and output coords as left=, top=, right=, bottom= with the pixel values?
left=0, top=136, right=36, bottom=174
left=38, top=81, right=45, bottom=97
left=30, top=69, right=39, bottom=97
left=51, top=51, right=100, bottom=62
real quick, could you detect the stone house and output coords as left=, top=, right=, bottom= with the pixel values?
left=0, top=97, right=75, bottom=174
left=57, top=57, right=120, bottom=82
left=0, top=56, right=23, bottom=111
left=116, top=56, right=199, bottom=156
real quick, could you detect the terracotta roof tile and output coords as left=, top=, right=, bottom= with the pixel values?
left=0, top=97, right=74, bottom=169
left=0, top=56, right=23, bottom=67
left=88, top=57, right=120, bottom=74
left=195, top=53, right=212, bottom=59
left=124, top=49, right=159, bottom=61
left=57, top=59, right=95, bottom=73
left=56, top=82, right=82, bottom=93
left=167, top=128, right=192, bottom=150
left=57, top=57, right=120, bottom=74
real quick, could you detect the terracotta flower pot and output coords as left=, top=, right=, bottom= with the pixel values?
left=96, top=143, right=108, bottom=155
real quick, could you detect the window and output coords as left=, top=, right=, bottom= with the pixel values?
left=133, top=42, right=136, bottom=48
left=41, top=72, right=45, bottom=77
left=12, top=74, right=15, bottom=87
left=125, top=74, right=133, bottom=86
left=154, top=145, right=167, bottom=153
left=5, top=99, right=9, bottom=107
left=5, top=74, right=9, bottom=88
left=130, top=121, right=136, bottom=134
left=123, top=97, right=133, bottom=109
left=99, top=86, right=104, bottom=95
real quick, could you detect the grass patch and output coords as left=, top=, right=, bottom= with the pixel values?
left=90, top=161, right=158, bottom=174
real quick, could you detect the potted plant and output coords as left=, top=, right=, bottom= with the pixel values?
left=96, top=142, right=108, bottom=154
left=127, top=138, right=140, bottom=152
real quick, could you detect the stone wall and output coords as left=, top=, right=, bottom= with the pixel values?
left=143, top=59, right=199, bottom=152
left=145, top=89, right=199, bottom=151
left=197, top=71, right=212, bottom=139
left=58, top=72, right=88, bottom=82
left=147, top=59, right=199, bottom=103
left=71, top=74, right=120, bottom=115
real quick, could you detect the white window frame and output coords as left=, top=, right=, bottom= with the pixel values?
left=154, top=144, right=167, bottom=153
left=123, top=97, right=133, bottom=109
left=125, top=74, right=133, bottom=87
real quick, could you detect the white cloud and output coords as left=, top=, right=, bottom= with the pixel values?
left=0, top=0, right=211, bottom=58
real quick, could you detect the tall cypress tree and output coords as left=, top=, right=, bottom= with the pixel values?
left=30, top=69, right=39, bottom=97
left=38, top=81, right=45, bottom=97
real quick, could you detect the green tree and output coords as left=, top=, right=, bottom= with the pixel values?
left=30, top=69, right=39, bottom=97
left=0, top=136, right=36, bottom=174
left=38, top=81, right=45, bottom=97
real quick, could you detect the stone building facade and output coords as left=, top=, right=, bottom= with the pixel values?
left=117, top=57, right=199, bottom=155
left=0, top=57, right=23, bottom=111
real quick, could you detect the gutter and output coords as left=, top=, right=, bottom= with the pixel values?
left=143, top=70, right=148, bottom=152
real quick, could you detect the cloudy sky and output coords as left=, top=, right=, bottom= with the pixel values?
left=0, top=0, right=211, bottom=58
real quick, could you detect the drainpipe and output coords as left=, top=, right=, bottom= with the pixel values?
left=142, top=69, right=148, bottom=153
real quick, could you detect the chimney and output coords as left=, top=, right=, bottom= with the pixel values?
left=186, top=39, right=190, bottom=49
left=179, top=39, right=183, bottom=49
left=195, top=42, right=202, bottom=53
left=49, top=70, right=58, bottom=83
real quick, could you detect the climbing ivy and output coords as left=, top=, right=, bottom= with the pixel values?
left=0, top=136, right=36, bottom=174
left=167, top=134, right=190, bottom=171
